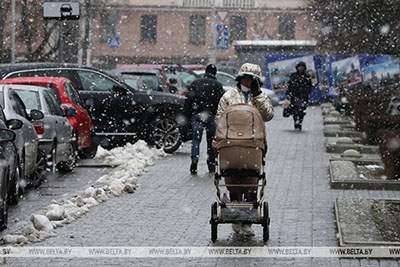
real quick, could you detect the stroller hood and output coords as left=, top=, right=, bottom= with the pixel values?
left=213, top=104, right=267, bottom=152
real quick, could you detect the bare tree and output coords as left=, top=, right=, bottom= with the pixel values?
left=0, top=1, right=11, bottom=62
left=0, top=0, right=84, bottom=63
left=309, top=0, right=400, bottom=55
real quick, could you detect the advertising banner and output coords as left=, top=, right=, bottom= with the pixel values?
left=265, top=54, right=320, bottom=103
left=265, top=54, right=400, bottom=103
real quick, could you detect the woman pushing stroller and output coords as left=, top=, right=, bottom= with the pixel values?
left=215, top=63, right=274, bottom=236
left=217, top=63, right=274, bottom=122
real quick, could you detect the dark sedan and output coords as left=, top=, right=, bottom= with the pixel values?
left=0, top=63, right=192, bottom=153
left=106, top=68, right=171, bottom=94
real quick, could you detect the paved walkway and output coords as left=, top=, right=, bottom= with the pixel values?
left=5, top=105, right=400, bottom=266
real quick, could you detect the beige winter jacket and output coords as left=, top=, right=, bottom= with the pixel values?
left=216, top=87, right=274, bottom=122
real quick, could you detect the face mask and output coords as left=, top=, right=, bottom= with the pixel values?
left=241, top=85, right=251, bottom=92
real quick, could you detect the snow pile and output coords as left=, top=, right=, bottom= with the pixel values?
left=2, top=141, right=166, bottom=245
left=336, top=137, right=354, bottom=144
left=340, top=149, right=362, bottom=158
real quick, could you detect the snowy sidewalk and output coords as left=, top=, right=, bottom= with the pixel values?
left=5, top=105, right=400, bottom=266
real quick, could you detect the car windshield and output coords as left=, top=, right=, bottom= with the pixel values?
left=216, top=73, right=236, bottom=87
left=77, top=71, right=119, bottom=92
left=139, top=74, right=159, bottom=91
left=119, top=74, right=144, bottom=91
left=163, top=66, right=199, bottom=88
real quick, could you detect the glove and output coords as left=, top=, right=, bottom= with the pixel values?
left=283, top=99, right=291, bottom=108
left=250, top=77, right=262, bottom=96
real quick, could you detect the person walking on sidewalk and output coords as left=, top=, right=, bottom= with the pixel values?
left=216, top=62, right=274, bottom=235
left=185, top=64, right=225, bottom=174
left=285, top=61, right=312, bottom=131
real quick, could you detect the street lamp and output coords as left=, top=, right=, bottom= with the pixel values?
left=209, top=0, right=216, bottom=64
left=11, top=0, right=16, bottom=63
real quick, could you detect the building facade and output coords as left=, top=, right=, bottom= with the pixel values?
left=1, top=0, right=318, bottom=69
left=90, top=0, right=317, bottom=68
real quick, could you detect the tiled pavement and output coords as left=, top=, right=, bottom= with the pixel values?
left=5, top=105, right=400, bottom=266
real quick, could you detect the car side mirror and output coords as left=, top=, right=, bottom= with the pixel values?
left=6, top=119, right=23, bottom=130
left=65, top=108, right=76, bottom=117
left=0, top=129, right=16, bottom=143
left=29, top=109, right=44, bottom=121
left=169, top=78, right=178, bottom=84
left=112, top=84, right=127, bottom=95
left=169, top=85, right=177, bottom=94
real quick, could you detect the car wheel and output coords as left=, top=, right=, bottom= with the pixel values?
left=211, top=202, right=218, bottom=242
left=0, top=170, right=9, bottom=230
left=149, top=116, right=182, bottom=153
left=57, top=141, right=77, bottom=172
left=78, top=142, right=98, bottom=159
left=49, top=142, right=57, bottom=173
left=7, top=157, right=22, bottom=206
left=28, top=149, right=46, bottom=188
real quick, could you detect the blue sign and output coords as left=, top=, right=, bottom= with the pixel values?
left=108, top=36, right=120, bottom=49
left=216, top=24, right=229, bottom=50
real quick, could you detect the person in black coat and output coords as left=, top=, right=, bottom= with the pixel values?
left=184, top=64, right=225, bottom=174
left=285, top=61, right=312, bottom=131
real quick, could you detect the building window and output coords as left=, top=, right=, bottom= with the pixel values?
left=100, top=13, right=120, bottom=43
left=230, top=15, right=246, bottom=42
left=141, top=15, right=157, bottom=43
left=183, top=0, right=211, bottom=7
left=278, top=16, right=296, bottom=40
left=223, top=0, right=255, bottom=8
left=189, top=15, right=206, bottom=45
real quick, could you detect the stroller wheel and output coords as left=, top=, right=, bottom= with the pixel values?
left=211, top=202, right=218, bottom=242
left=262, top=202, right=270, bottom=242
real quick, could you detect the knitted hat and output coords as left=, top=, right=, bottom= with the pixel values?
left=205, top=64, right=217, bottom=75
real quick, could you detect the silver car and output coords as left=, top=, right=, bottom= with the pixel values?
left=11, top=84, right=76, bottom=173
left=0, top=85, right=45, bottom=190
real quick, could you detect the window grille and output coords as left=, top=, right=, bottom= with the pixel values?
left=278, top=16, right=296, bottom=40
left=223, top=0, right=255, bottom=8
left=141, top=15, right=157, bottom=43
left=182, top=0, right=211, bottom=7
left=230, top=15, right=247, bottom=42
left=189, top=15, right=206, bottom=45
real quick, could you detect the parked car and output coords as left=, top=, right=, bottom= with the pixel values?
left=0, top=84, right=45, bottom=189
left=107, top=68, right=171, bottom=93
left=116, top=64, right=201, bottom=96
left=2, top=77, right=96, bottom=159
left=193, top=69, right=280, bottom=106
left=0, top=128, right=14, bottom=229
left=182, top=64, right=206, bottom=71
left=165, top=73, right=188, bottom=96
left=162, top=64, right=201, bottom=96
left=0, top=63, right=192, bottom=153
left=10, top=84, right=76, bottom=173
left=0, top=110, right=22, bottom=230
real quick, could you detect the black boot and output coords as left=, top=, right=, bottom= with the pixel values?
left=190, top=160, right=198, bottom=174
left=207, top=159, right=215, bottom=173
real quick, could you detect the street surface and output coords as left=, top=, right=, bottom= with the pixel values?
left=2, top=105, right=400, bottom=266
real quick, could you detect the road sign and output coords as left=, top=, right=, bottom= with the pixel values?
left=217, top=11, right=228, bottom=21
left=108, top=36, right=120, bottom=49
left=216, top=24, right=229, bottom=50
left=43, top=2, right=80, bottom=20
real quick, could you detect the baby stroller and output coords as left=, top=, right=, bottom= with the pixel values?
left=210, top=104, right=270, bottom=242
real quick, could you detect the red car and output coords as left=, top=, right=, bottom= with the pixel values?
left=2, top=77, right=97, bottom=159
